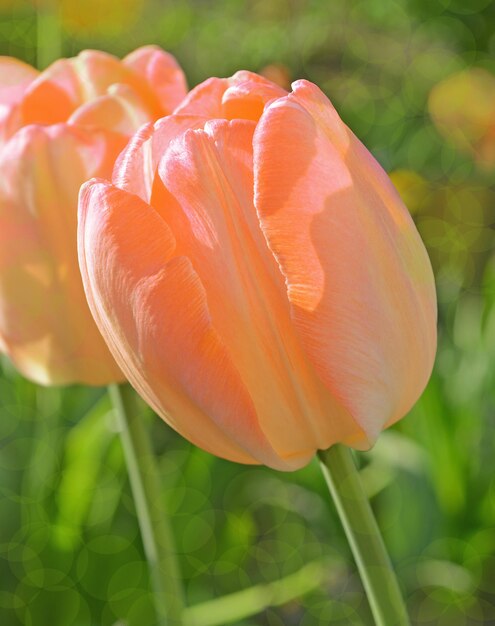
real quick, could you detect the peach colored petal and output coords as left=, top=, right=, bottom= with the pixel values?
left=123, top=45, right=188, bottom=115
left=68, top=84, right=151, bottom=135
left=152, top=117, right=359, bottom=463
left=20, top=58, right=84, bottom=125
left=20, top=50, right=138, bottom=125
left=111, top=121, right=154, bottom=201
left=70, top=49, right=140, bottom=101
left=0, top=124, right=126, bottom=385
left=112, top=114, right=206, bottom=202
left=254, top=80, right=437, bottom=441
left=19, top=47, right=187, bottom=128
left=0, top=46, right=188, bottom=386
left=175, top=72, right=286, bottom=122
left=221, top=70, right=286, bottom=121
left=174, top=77, right=228, bottom=117
left=78, top=179, right=291, bottom=468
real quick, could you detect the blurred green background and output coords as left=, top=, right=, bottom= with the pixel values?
left=1, top=0, right=495, bottom=624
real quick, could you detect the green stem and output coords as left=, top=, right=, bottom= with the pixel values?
left=318, top=445, right=410, bottom=626
left=183, top=559, right=328, bottom=626
left=22, top=387, right=62, bottom=526
left=109, top=384, right=184, bottom=626
left=37, top=0, right=62, bottom=69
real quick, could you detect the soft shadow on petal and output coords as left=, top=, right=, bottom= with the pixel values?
left=221, top=71, right=286, bottom=121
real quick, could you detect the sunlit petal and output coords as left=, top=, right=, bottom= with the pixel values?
left=254, top=80, right=437, bottom=440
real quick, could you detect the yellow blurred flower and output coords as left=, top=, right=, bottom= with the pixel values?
left=428, top=68, right=495, bottom=170
left=389, top=169, right=430, bottom=216
left=59, top=0, right=145, bottom=37
left=391, top=164, right=494, bottom=290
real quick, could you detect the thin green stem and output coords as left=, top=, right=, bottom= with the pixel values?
left=37, top=0, right=62, bottom=69
left=109, top=384, right=184, bottom=626
left=22, top=387, right=62, bottom=527
left=318, top=445, right=410, bottom=626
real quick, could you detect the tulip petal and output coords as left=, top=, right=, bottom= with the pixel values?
left=174, top=72, right=285, bottom=122
left=254, top=80, right=437, bottom=441
left=0, top=57, right=38, bottom=104
left=221, top=70, right=286, bottom=121
left=152, top=118, right=359, bottom=463
left=69, top=84, right=151, bottom=135
left=19, top=47, right=187, bottom=127
left=78, top=180, right=290, bottom=468
left=112, top=121, right=154, bottom=201
left=123, top=45, right=188, bottom=115
left=112, top=115, right=207, bottom=202
left=21, top=50, right=145, bottom=125
left=0, top=105, right=22, bottom=148
left=174, top=77, right=228, bottom=117
left=0, top=124, right=126, bottom=385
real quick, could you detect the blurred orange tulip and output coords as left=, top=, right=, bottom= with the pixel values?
left=0, top=47, right=187, bottom=385
left=428, top=68, right=495, bottom=170
left=259, top=63, right=292, bottom=90
left=79, top=72, right=437, bottom=469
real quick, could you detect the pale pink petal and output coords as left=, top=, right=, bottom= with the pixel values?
left=0, top=105, right=23, bottom=147
left=0, top=124, right=126, bottom=385
left=0, top=57, right=39, bottom=105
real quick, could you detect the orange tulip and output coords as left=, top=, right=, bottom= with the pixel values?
left=0, top=47, right=187, bottom=385
left=78, top=72, right=437, bottom=469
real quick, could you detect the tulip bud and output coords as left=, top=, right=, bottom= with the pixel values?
left=0, top=47, right=187, bottom=385
left=79, top=72, right=437, bottom=468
